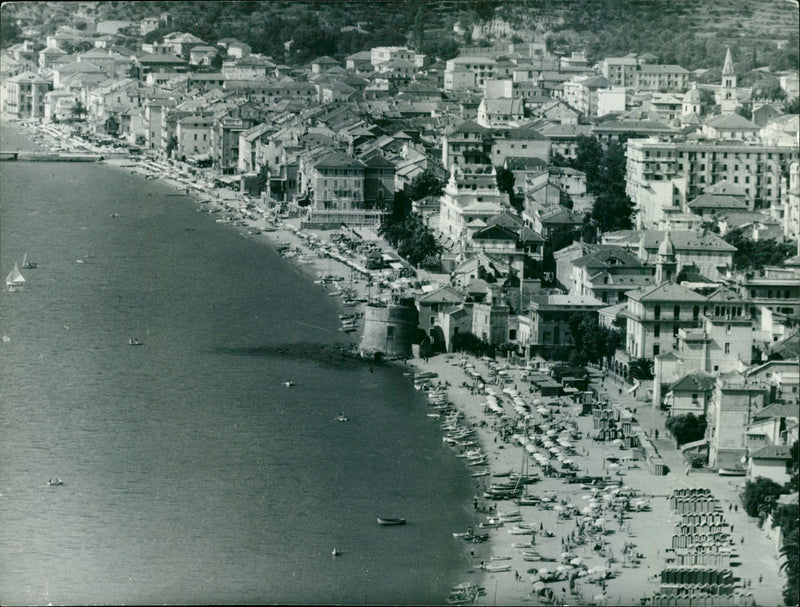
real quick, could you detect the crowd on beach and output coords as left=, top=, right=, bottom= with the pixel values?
left=408, top=354, right=777, bottom=606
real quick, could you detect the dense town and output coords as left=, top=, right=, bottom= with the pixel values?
left=1, top=2, right=798, bottom=605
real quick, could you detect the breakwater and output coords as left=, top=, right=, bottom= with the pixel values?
left=0, top=150, right=103, bottom=162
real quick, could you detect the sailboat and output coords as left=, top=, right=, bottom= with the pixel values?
left=21, top=253, right=37, bottom=269
left=5, top=262, right=25, bottom=287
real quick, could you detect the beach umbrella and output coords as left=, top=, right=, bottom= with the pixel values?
left=570, top=557, right=583, bottom=566
left=582, top=494, right=592, bottom=500
left=582, top=506, right=593, bottom=515
left=557, top=565, right=571, bottom=573
left=533, top=581, right=546, bottom=592
left=611, top=438, right=623, bottom=445
left=608, top=462, right=620, bottom=469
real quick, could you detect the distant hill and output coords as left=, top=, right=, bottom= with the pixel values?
left=2, top=0, right=797, bottom=77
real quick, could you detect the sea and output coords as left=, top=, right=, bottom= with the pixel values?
left=0, top=123, right=475, bottom=606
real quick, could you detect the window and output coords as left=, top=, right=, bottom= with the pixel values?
left=691, top=393, right=699, bottom=404
left=654, top=304, right=661, bottom=320
left=654, top=324, right=660, bottom=338
left=430, top=316, right=435, bottom=325
left=653, top=344, right=660, bottom=356
left=693, top=306, right=699, bottom=321
left=509, top=329, right=517, bottom=340
left=673, top=324, right=679, bottom=336
left=673, top=305, right=680, bottom=319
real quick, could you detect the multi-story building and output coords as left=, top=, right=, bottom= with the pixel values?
left=633, top=64, right=690, bottom=91
left=624, top=282, right=708, bottom=360
left=601, top=55, right=640, bottom=88
left=476, top=97, right=524, bottom=128
left=602, top=229, right=736, bottom=282
left=370, top=46, right=415, bottom=69
left=175, top=114, right=214, bottom=161
left=706, top=372, right=768, bottom=470
left=144, top=96, right=176, bottom=152
left=438, top=164, right=506, bottom=245
left=625, top=137, right=800, bottom=228
left=722, top=265, right=800, bottom=319
left=518, top=293, right=606, bottom=355
left=441, top=120, right=491, bottom=170
left=2, top=71, right=51, bottom=119
left=444, top=56, right=496, bottom=91
left=570, top=246, right=655, bottom=304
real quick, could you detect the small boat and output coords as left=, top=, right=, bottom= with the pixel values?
left=48, top=478, right=64, bottom=486
left=76, top=259, right=85, bottom=264
left=482, top=563, right=511, bottom=573
left=129, top=338, right=143, bottom=346
left=331, top=548, right=342, bottom=556
left=336, top=414, right=349, bottom=422
left=5, top=262, right=25, bottom=287
left=21, top=254, right=37, bottom=269
left=377, top=517, right=406, bottom=526
left=283, top=381, right=294, bottom=387
left=471, top=470, right=489, bottom=477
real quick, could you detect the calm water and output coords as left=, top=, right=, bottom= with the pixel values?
left=0, top=124, right=474, bottom=605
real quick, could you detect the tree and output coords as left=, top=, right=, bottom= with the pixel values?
left=780, top=523, right=799, bottom=606
left=407, top=170, right=443, bottom=201
left=0, top=17, right=22, bottom=46
left=572, top=135, right=604, bottom=193
left=567, top=312, right=623, bottom=365
left=785, top=97, right=800, bottom=115
left=495, top=167, right=523, bottom=213
left=741, top=476, right=786, bottom=518
left=495, top=167, right=515, bottom=197
left=105, top=115, right=120, bottom=136
left=390, top=189, right=412, bottom=224
left=665, top=413, right=707, bottom=446
left=452, top=331, right=494, bottom=357
left=591, top=191, right=636, bottom=233
left=165, top=135, right=178, bottom=158
left=380, top=213, right=442, bottom=269
left=724, top=228, right=798, bottom=270
left=628, top=358, right=654, bottom=380
left=548, top=224, right=580, bottom=254
left=580, top=214, right=598, bottom=244
left=70, top=100, right=87, bottom=121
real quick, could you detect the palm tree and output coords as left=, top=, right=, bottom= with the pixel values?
left=70, top=100, right=87, bottom=121
left=780, top=528, right=799, bottom=606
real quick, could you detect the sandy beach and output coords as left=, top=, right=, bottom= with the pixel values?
left=405, top=353, right=785, bottom=606
left=16, top=120, right=786, bottom=606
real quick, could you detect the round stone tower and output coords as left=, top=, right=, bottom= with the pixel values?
left=359, top=292, right=419, bottom=361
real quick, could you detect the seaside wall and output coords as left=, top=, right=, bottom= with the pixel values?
left=359, top=294, right=418, bottom=360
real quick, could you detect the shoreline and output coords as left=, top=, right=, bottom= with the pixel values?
left=404, top=354, right=782, bottom=606
left=13, top=119, right=388, bottom=338
left=8, top=119, right=785, bottom=606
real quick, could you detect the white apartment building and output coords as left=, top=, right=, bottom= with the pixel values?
left=625, top=137, right=800, bottom=228
left=438, top=164, right=506, bottom=245
left=444, top=56, right=496, bottom=91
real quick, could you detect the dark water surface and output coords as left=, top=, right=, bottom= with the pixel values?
left=0, top=124, right=473, bottom=605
